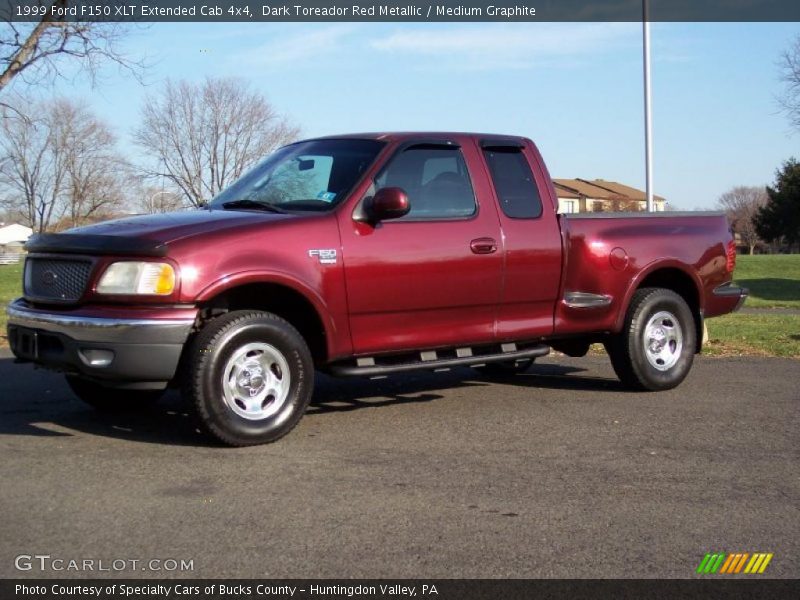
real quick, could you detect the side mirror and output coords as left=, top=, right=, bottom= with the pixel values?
left=369, top=187, right=410, bottom=221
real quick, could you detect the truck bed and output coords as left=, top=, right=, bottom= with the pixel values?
left=556, top=211, right=737, bottom=336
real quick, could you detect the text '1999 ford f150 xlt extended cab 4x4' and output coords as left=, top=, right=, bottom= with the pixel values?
left=6, top=133, right=747, bottom=446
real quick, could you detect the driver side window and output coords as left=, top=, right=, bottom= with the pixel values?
left=374, top=146, right=476, bottom=219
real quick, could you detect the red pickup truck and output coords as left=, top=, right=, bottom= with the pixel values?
left=7, top=132, right=747, bottom=445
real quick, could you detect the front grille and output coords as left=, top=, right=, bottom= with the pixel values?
left=24, top=258, right=93, bottom=303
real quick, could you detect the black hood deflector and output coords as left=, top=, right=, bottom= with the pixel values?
left=25, top=233, right=168, bottom=257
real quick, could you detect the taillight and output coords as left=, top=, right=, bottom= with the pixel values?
left=726, top=240, right=736, bottom=274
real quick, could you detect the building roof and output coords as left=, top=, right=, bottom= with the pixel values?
left=578, top=179, right=666, bottom=203
left=553, top=179, right=617, bottom=199
left=553, top=179, right=665, bottom=203
left=553, top=185, right=581, bottom=199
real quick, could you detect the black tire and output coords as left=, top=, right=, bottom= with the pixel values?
left=66, top=376, right=164, bottom=412
left=183, top=310, right=314, bottom=446
left=475, top=358, right=535, bottom=377
left=605, top=287, right=696, bottom=391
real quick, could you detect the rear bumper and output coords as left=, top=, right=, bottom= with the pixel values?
left=712, top=283, right=749, bottom=313
left=6, top=299, right=197, bottom=386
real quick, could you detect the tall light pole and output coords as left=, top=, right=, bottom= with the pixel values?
left=643, top=0, right=655, bottom=212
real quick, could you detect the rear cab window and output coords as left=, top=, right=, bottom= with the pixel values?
left=482, top=144, right=543, bottom=219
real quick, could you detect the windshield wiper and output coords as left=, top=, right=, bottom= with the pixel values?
left=220, top=199, right=288, bottom=213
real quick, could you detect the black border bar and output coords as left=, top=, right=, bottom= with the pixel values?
left=2, top=579, right=800, bottom=600
left=3, top=0, right=800, bottom=22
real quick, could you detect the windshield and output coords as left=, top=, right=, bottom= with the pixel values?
left=210, top=139, right=385, bottom=212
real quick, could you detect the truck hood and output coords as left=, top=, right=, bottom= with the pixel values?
left=24, top=209, right=294, bottom=257
left=66, top=208, right=290, bottom=243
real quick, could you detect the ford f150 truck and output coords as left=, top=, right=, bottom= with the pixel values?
left=6, top=132, right=747, bottom=446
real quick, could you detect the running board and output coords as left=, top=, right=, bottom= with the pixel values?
left=328, top=344, right=550, bottom=377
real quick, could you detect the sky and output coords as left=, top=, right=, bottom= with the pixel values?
left=20, top=21, right=800, bottom=210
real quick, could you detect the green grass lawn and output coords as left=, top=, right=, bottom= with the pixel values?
left=0, top=254, right=798, bottom=357
left=0, top=262, right=22, bottom=345
left=733, top=254, right=800, bottom=308
left=705, top=313, right=800, bottom=358
left=700, top=254, right=800, bottom=358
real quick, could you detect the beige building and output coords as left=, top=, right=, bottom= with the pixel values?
left=553, top=179, right=666, bottom=213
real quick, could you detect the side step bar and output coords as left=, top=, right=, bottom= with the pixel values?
left=328, top=344, right=550, bottom=377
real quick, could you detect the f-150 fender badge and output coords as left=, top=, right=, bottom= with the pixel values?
left=308, top=249, right=337, bottom=265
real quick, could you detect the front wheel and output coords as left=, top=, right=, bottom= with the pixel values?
left=605, top=288, right=696, bottom=391
left=183, top=310, right=314, bottom=446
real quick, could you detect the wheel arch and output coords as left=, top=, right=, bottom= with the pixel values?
left=616, top=261, right=704, bottom=352
left=195, top=272, right=337, bottom=364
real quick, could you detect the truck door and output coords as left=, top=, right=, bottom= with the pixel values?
left=479, top=140, right=562, bottom=339
left=339, top=139, right=504, bottom=355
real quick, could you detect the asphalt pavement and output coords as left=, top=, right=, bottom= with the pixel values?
left=0, top=349, right=797, bottom=579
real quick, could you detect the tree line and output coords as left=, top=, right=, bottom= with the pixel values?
left=1, top=9, right=298, bottom=232
left=717, top=160, right=800, bottom=255
left=0, top=78, right=299, bottom=232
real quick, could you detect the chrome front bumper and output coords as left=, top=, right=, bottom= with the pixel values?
left=6, top=299, right=197, bottom=384
left=6, top=299, right=195, bottom=344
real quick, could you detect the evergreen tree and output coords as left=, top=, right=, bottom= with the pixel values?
left=755, top=159, right=800, bottom=246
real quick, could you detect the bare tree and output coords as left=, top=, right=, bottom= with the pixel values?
left=0, top=98, right=66, bottom=231
left=779, top=35, right=800, bottom=132
left=53, top=99, right=127, bottom=227
left=608, top=195, right=643, bottom=212
left=717, top=186, right=768, bottom=255
left=0, top=1, right=144, bottom=99
left=134, top=77, right=300, bottom=207
left=0, top=96, right=126, bottom=231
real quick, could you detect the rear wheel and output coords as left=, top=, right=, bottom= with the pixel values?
left=183, top=310, right=313, bottom=446
left=66, top=376, right=164, bottom=412
left=605, top=287, right=696, bottom=391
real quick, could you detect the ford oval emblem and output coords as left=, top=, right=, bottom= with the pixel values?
left=41, top=270, right=58, bottom=286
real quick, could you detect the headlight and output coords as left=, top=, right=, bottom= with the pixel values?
left=96, top=262, right=176, bottom=295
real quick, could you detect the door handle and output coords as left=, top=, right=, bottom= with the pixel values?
left=470, top=237, right=498, bottom=254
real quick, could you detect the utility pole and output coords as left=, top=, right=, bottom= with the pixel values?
left=643, top=0, right=655, bottom=212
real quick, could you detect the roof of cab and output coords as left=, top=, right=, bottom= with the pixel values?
left=308, top=132, right=531, bottom=144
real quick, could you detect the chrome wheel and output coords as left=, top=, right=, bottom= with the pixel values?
left=222, top=342, right=291, bottom=420
left=643, top=310, right=683, bottom=371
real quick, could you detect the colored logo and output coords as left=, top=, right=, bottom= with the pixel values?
left=696, top=552, right=773, bottom=574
